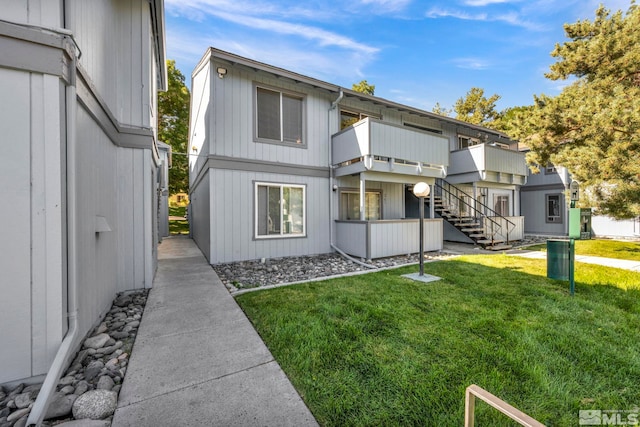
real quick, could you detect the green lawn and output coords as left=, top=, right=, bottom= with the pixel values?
left=526, top=239, right=640, bottom=261
left=169, top=206, right=189, bottom=235
left=236, top=255, right=640, bottom=426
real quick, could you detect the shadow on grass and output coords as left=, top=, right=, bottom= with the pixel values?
left=237, top=256, right=640, bottom=427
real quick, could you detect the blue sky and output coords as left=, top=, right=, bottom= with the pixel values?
left=164, top=0, right=632, bottom=111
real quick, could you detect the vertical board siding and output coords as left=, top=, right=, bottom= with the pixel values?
left=210, top=63, right=330, bottom=168
left=334, top=220, right=443, bottom=259
left=370, top=220, right=443, bottom=258
left=335, top=222, right=368, bottom=258
left=522, top=191, right=567, bottom=235
left=0, top=68, right=33, bottom=382
left=370, top=119, right=449, bottom=165
left=492, top=216, right=524, bottom=241
left=208, top=169, right=331, bottom=264
left=68, top=0, right=151, bottom=128
left=189, top=63, right=212, bottom=182
left=30, top=74, right=65, bottom=374
left=189, top=170, right=211, bottom=260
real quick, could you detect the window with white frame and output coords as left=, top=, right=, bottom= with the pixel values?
left=545, top=163, right=557, bottom=174
left=340, top=190, right=381, bottom=220
left=458, top=135, right=481, bottom=150
left=546, top=194, right=562, bottom=223
left=255, top=183, right=305, bottom=238
left=493, top=194, right=510, bottom=216
left=256, top=86, right=304, bottom=145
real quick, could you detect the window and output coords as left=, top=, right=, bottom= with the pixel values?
left=340, top=109, right=380, bottom=130
left=493, top=195, right=510, bottom=216
left=256, top=86, right=304, bottom=145
left=546, top=194, right=562, bottom=223
left=458, top=135, right=481, bottom=150
left=545, top=163, right=557, bottom=174
left=340, top=190, right=381, bottom=220
left=403, top=122, right=443, bottom=135
left=255, top=183, right=305, bottom=238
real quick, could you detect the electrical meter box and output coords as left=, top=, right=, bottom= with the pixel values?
left=569, top=208, right=592, bottom=240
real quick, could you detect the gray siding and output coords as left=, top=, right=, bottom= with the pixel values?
left=208, top=169, right=331, bottom=264
left=190, top=170, right=212, bottom=261
left=335, top=219, right=443, bottom=259
left=189, top=61, right=212, bottom=184
left=0, top=69, right=65, bottom=382
left=67, top=0, right=155, bottom=128
left=521, top=189, right=567, bottom=235
left=209, top=60, right=331, bottom=168
left=0, top=0, right=162, bottom=383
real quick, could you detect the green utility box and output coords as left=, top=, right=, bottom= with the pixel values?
left=547, top=239, right=573, bottom=280
left=569, top=208, right=592, bottom=240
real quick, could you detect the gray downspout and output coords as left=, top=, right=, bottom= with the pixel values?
left=27, top=33, right=80, bottom=427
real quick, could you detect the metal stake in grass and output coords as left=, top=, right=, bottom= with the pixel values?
left=413, top=182, right=431, bottom=276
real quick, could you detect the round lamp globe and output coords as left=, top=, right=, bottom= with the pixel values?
left=413, top=182, right=430, bottom=198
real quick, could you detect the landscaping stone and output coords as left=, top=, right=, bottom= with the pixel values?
left=44, top=392, right=76, bottom=420
left=83, top=334, right=110, bottom=350
left=72, top=390, right=117, bottom=420
left=95, top=376, right=114, bottom=391
left=0, top=289, right=148, bottom=426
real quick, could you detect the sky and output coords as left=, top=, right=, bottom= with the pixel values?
left=164, top=0, right=632, bottom=112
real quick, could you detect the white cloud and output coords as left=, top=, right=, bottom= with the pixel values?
left=165, top=0, right=378, bottom=55
left=463, top=0, right=514, bottom=6
left=358, top=0, right=412, bottom=13
left=451, top=57, right=491, bottom=70
left=425, top=6, right=544, bottom=30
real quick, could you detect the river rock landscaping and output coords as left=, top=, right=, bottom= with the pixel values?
left=214, top=238, right=550, bottom=293
left=0, top=290, right=148, bottom=427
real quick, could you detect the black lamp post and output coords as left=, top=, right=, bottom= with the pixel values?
left=412, top=182, right=431, bottom=276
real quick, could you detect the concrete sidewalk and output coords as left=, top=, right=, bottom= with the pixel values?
left=508, top=249, right=640, bottom=272
left=111, top=236, right=318, bottom=427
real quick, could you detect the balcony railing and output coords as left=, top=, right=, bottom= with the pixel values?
left=332, top=118, right=449, bottom=178
left=335, top=219, right=443, bottom=260
left=448, top=144, right=527, bottom=184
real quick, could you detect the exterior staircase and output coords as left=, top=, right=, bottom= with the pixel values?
left=433, top=180, right=515, bottom=250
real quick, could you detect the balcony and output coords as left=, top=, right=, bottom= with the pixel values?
left=447, top=144, right=528, bottom=185
left=335, top=219, right=443, bottom=260
left=332, top=118, right=449, bottom=179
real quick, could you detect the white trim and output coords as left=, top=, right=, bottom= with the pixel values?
left=254, top=182, right=307, bottom=239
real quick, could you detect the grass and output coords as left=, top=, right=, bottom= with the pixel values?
left=236, top=255, right=640, bottom=426
left=525, top=239, right=640, bottom=261
left=169, top=206, right=189, bottom=235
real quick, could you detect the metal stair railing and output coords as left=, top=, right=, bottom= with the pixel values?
left=434, top=179, right=516, bottom=246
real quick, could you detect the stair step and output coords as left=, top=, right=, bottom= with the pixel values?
left=451, top=217, right=476, bottom=223
left=468, top=233, right=487, bottom=238
left=488, top=244, right=513, bottom=251
left=461, top=227, right=485, bottom=233
left=455, top=222, right=479, bottom=228
left=476, top=239, right=505, bottom=245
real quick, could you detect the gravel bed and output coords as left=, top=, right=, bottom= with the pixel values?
left=214, top=251, right=454, bottom=293
left=0, top=290, right=148, bottom=427
left=214, top=238, right=551, bottom=293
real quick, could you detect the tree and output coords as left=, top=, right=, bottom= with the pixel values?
left=432, top=102, right=452, bottom=117
left=158, top=60, right=190, bottom=194
left=516, top=3, right=640, bottom=219
left=453, top=87, right=501, bottom=126
left=352, top=80, right=375, bottom=95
